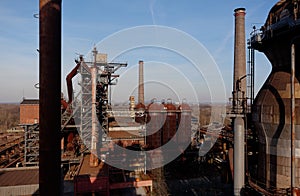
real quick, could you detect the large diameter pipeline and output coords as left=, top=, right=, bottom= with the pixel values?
left=39, top=0, right=62, bottom=195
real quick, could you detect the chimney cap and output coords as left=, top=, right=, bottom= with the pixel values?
left=139, top=60, right=144, bottom=64
left=234, top=8, right=246, bottom=13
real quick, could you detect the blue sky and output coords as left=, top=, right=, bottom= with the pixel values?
left=0, top=0, right=278, bottom=103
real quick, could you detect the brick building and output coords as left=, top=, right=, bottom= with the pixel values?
left=20, top=99, right=39, bottom=124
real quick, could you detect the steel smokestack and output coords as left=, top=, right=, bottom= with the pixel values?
left=233, top=8, right=246, bottom=93
left=138, top=60, right=145, bottom=105
left=39, top=0, right=62, bottom=195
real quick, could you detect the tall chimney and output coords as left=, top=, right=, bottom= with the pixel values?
left=138, top=60, right=145, bottom=105
left=232, top=8, right=246, bottom=196
left=39, top=0, right=62, bottom=195
left=233, top=8, right=246, bottom=93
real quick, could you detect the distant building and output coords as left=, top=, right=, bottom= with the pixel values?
left=20, top=99, right=39, bottom=124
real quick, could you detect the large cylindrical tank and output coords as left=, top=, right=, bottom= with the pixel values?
left=251, top=0, right=300, bottom=189
left=177, top=101, right=191, bottom=148
left=146, top=99, right=166, bottom=149
left=163, top=99, right=177, bottom=145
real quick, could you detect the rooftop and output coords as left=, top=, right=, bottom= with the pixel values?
left=20, top=99, right=39, bottom=105
left=0, top=167, right=39, bottom=186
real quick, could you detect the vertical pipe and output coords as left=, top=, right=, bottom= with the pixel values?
left=61, top=137, right=64, bottom=154
left=90, top=53, right=99, bottom=167
left=291, top=43, right=295, bottom=193
left=39, top=0, right=62, bottom=195
left=233, top=8, right=247, bottom=93
left=251, top=47, right=255, bottom=108
left=234, top=117, right=245, bottom=195
left=138, top=60, right=145, bottom=105
left=24, top=125, right=28, bottom=166
left=247, top=42, right=251, bottom=111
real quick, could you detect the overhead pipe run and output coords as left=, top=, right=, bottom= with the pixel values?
left=39, top=0, right=62, bottom=195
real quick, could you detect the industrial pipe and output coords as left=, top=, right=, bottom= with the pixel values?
left=66, top=62, right=80, bottom=104
left=234, top=117, right=245, bottom=196
left=90, top=66, right=99, bottom=167
left=90, top=48, right=99, bottom=167
left=291, top=43, right=295, bottom=194
left=39, top=0, right=62, bottom=195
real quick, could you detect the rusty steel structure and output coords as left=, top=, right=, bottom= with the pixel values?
left=177, top=100, right=192, bottom=149
left=39, top=0, right=62, bottom=195
left=60, top=47, right=127, bottom=166
left=0, top=132, right=24, bottom=168
left=146, top=99, right=166, bottom=149
left=250, top=0, right=300, bottom=194
left=23, top=124, right=39, bottom=166
left=162, top=99, right=177, bottom=145
left=34, top=1, right=242, bottom=194
left=145, top=98, right=192, bottom=149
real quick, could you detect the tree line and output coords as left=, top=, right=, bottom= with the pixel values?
left=0, top=104, right=19, bottom=131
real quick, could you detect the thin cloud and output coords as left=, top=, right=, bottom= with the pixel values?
left=214, top=30, right=233, bottom=60
left=149, top=0, right=157, bottom=25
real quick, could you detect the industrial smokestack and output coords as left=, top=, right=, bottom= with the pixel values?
left=138, top=60, right=145, bottom=105
left=233, top=8, right=246, bottom=93
left=39, top=0, right=62, bottom=195
left=232, top=8, right=246, bottom=196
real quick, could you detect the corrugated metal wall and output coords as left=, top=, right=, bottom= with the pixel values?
left=0, top=184, right=39, bottom=195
